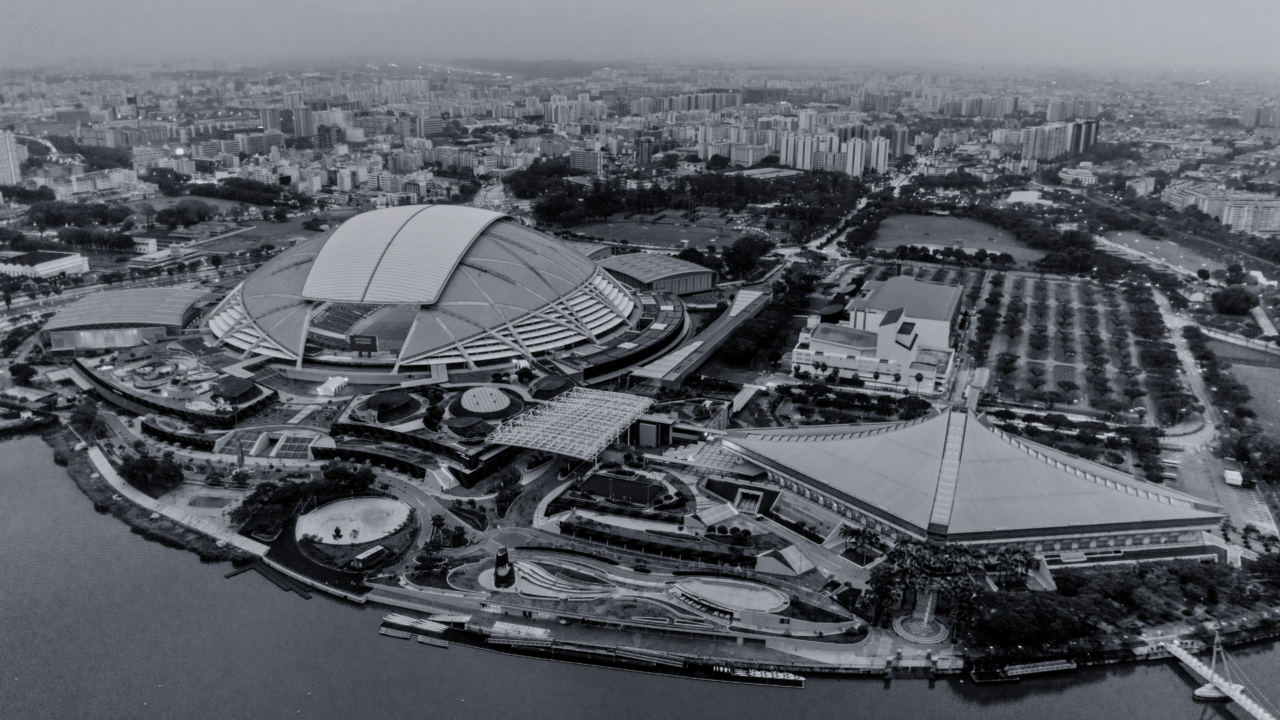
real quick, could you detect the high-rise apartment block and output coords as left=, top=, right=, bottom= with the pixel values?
left=569, top=149, right=605, bottom=175
left=1021, top=120, right=1096, bottom=161
left=844, top=139, right=865, bottom=178
left=781, top=133, right=817, bottom=171
left=890, top=125, right=910, bottom=157
left=1241, top=105, right=1280, bottom=128
left=866, top=137, right=890, bottom=174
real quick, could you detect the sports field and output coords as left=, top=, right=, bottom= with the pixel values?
left=1103, top=231, right=1225, bottom=275
left=577, top=221, right=783, bottom=249
left=868, top=215, right=1044, bottom=263
left=1231, top=364, right=1280, bottom=435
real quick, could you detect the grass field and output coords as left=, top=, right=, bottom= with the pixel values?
left=869, top=215, right=1045, bottom=263
left=1231, top=364, right=1280, bottom=435
left=1103, top=231, right=1225, bottom=274
left=576, top=220, right=785, bottom=250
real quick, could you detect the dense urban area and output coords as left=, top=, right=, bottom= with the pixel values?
left=4, top=59, right=1280, bottom=699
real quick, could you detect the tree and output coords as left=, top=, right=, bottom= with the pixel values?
left=1197, top=268, right=1211, bottom=281
left=137, top=203, right=157, bottom=227
left=69, top=397, right=99, bottom=432
left=1211, top=286, right=1258, bottom=316
left=9, top=363, right=36, bottom=386
left=210, top=254, right=223, bottom=269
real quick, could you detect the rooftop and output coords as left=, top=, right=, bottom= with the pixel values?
left=810, top=323, right=878, bottom=350
left=486, top=387, right=653, bottom=460
left=723, top=409, right=1221, bottom=542
left=848, top=276, right=962, bottom=323
left=598, top=252, right=713, bottom=284
left=301, top=205, right=510, bottom=305
left=44, top=287, right=210, bottom=332
left=2, top=251, right=78, bottom=266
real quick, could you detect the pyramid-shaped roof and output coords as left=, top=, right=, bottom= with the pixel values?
left=724, top=409, right=1221, bottom=542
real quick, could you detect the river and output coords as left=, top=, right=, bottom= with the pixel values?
left=2, top=435, right=1276, bottom=720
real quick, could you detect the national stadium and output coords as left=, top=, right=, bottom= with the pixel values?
left=204, top=205, right=688, bottom=382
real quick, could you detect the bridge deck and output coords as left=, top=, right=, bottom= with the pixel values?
left=1162, top=643, right=1276, bottom=720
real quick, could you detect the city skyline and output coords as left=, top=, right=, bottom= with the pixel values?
left=4, top=0, right=1280, bottom=73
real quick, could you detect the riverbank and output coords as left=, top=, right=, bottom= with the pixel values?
left=43, top=427, right=252, bottom=564
left=39, top=429, right=1280, bottom=685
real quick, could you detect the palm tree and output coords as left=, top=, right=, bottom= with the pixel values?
left=839, top=524, right=877, bottom=558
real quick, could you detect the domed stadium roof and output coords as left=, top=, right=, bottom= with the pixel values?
left=206, top=206, right=636, bottom=369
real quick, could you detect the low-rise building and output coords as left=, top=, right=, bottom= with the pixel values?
left=0, top=250, right=90, bottom=279
left=791, top=275, right=961, bottom=394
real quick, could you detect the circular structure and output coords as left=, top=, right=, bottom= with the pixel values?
left=295, top=497, right=411, bottom=546
left=460, top=386, right=511, bottom=414
left=206, top=206, right=639, bottom=370
left=676, top=577, right=789, bottom=613
left=441, top=416, right=495, bottom=439
left=362, top=389, right=420, bottom=424
left=529, top=374, right=574, bottom=400
left=893, top=614, right=950, bottom=644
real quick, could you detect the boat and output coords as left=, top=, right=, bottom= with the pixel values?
left=1193, top=632, right=1241, bottom=702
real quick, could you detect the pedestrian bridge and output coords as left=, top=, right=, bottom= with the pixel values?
left=1161, top=642, right=1276, bottom=720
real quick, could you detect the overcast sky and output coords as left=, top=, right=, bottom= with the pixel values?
left=4, top=0, right=1279, bottom=73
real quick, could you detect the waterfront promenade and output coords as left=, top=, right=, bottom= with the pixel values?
left=85, top=446, right=270, bottom=557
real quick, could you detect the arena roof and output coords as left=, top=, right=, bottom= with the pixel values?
left=724, top=409, right=1221, bottom=542
left=486, top=387, right=653, bottom=460
left=206, top=207, right=637, bottom=367
left=44, top=287, right=209, bottom=332
left=301, top=205, right=508, bottom=305
left=597, top=253, right=713, bottom=284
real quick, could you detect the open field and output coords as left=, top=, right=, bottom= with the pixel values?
left=1230, top=364, right=1280, bottom=435
left=577, top=218, right=787, bottom=250
left=870, top=215, right=1045, bottom=263
left=1103, top=231, right=1226, bottom=275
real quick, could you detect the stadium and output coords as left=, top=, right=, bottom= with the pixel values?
left=204, top=206, right=671, bottom=379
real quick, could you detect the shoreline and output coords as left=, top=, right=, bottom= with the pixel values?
left=41, top=427, right=1280, bottom=684
left=42, top=428, right=253, bottom=565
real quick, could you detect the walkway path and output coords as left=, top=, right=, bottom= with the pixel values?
left=86, top=446, right=269, bottom=557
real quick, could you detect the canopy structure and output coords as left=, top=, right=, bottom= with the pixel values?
left=486, top=387, right=652, bottom=460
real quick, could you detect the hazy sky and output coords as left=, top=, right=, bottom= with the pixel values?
left=4, top=0, right=1279, bottom=72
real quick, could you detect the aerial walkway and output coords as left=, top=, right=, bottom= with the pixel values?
left=1161, top=641, right=1277, bottom=719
